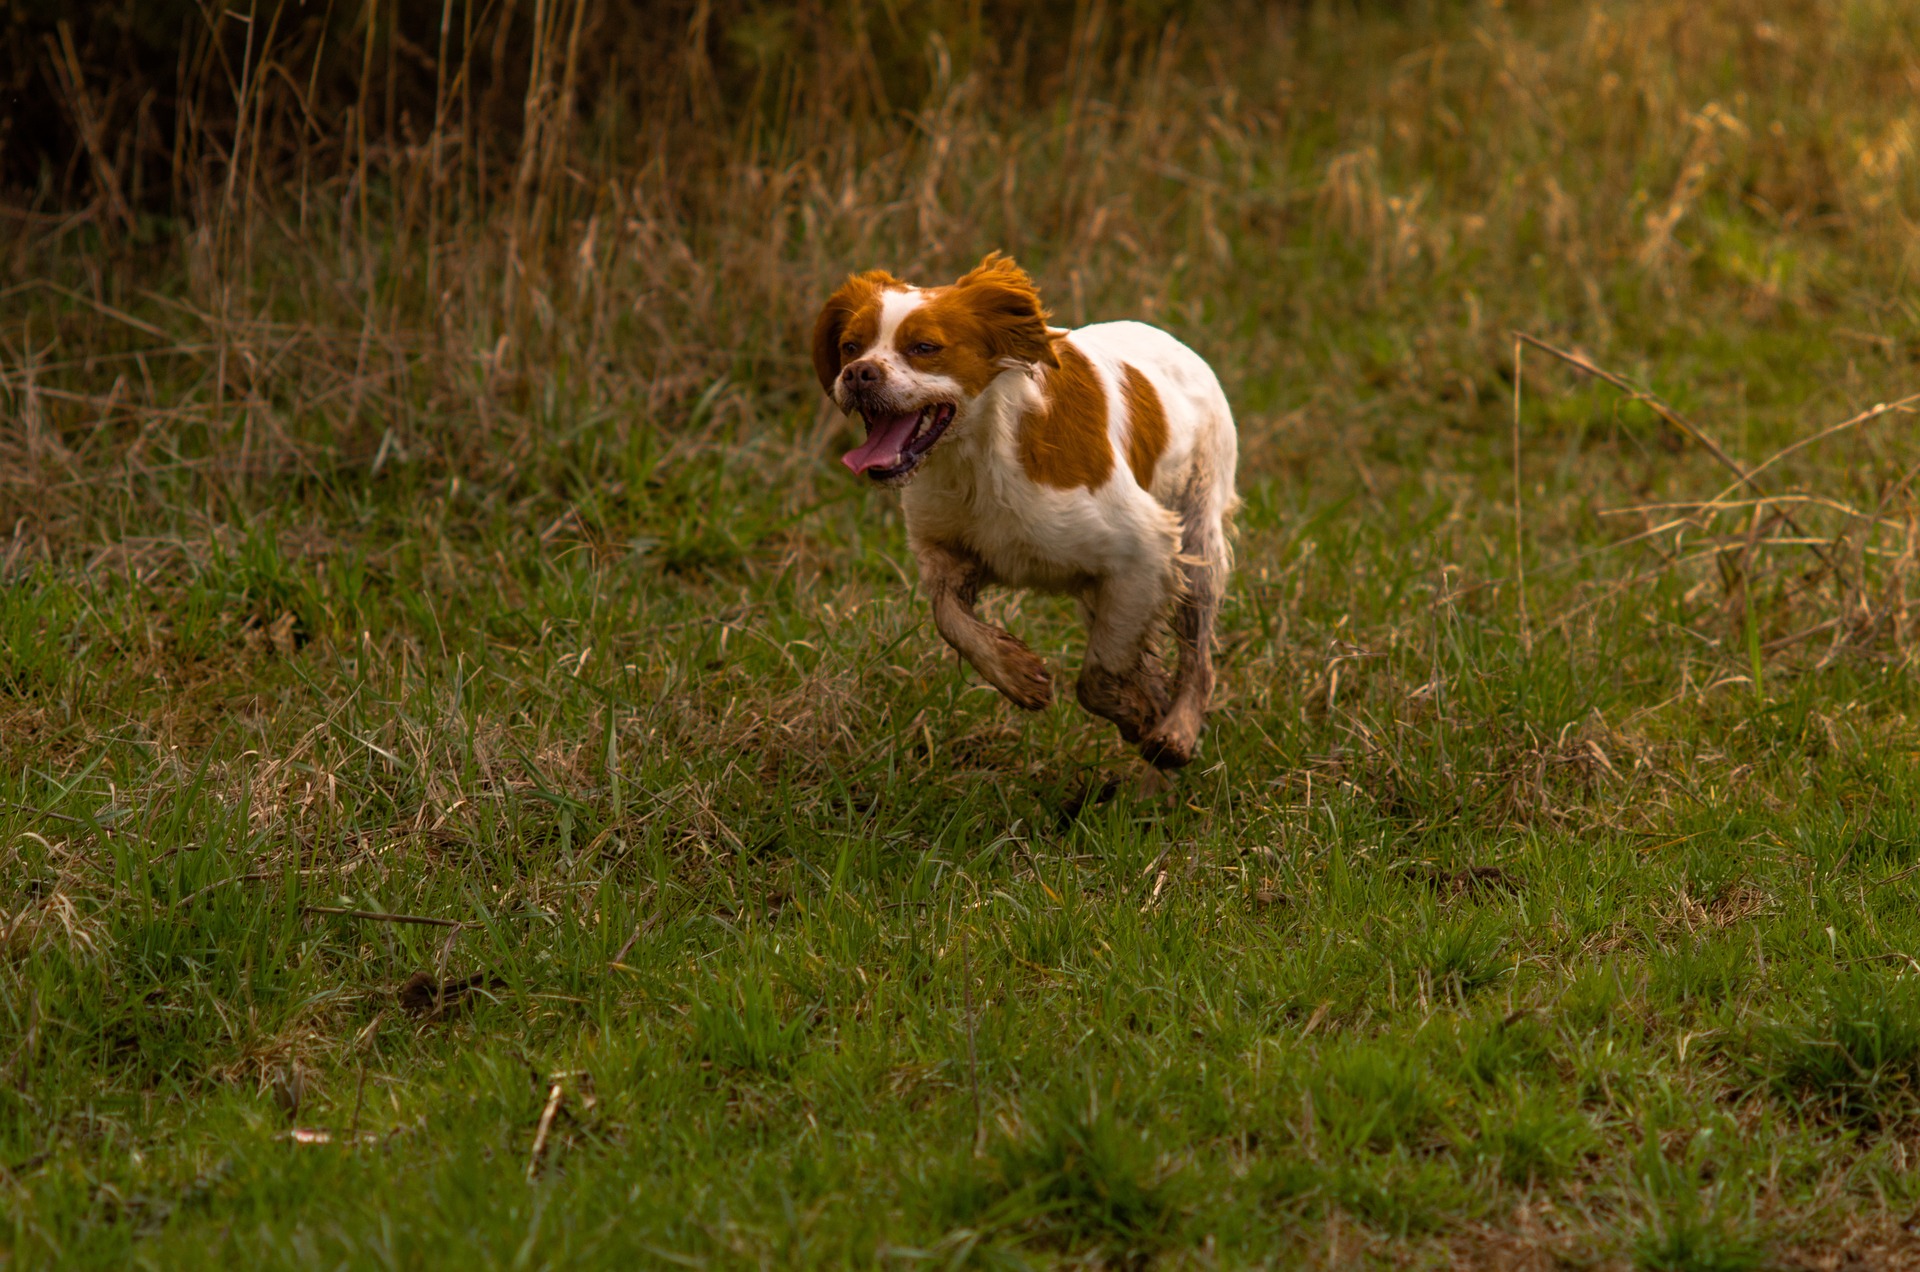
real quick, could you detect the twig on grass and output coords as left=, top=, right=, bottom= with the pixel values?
left=1515, top=334, right=1762, bottom=494
left=1761, top=616, right=1844, bottom=655
left=1601, top=493, right=1909, bottom=528
left=175, top=870, right=277, bottom=908
left=1143, top=867, right=1170, bottom=911
left=612, top=923, right=645, bottom=966
left=527, top=1079, right=565, bottom=1182
left=432, top=924, right=466, bottom=1004
left=1731, top=393, right=1920, bottom=494
left=960, top=923, right=983, bottom=1154
left=0, top=800, right=85, bottom=825
left=1636, top=832, right=1705, bottom=856
left=610, top=883, right=659, bottom=965
left=302, top=905, right=466, bottom=928
left=1870, top=864, right=1920, bottom=890
left=1512, top=334, right=1531, bottom=653
left=349, top=1064, right=368, bottom=1141
left=1300, top=1001, right=1332, bottom=1039
left=1843, top=951, right=1920, bottom=975
left=1513, top=331, right=1842, bottom=576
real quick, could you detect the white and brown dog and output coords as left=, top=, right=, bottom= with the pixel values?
left=813, top=253, right=1237, bottom=769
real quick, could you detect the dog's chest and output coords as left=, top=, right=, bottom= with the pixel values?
left=903, top=474, right=1097, bottom=592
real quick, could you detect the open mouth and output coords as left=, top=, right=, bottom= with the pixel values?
left=840, top=403, right=956, bottom=482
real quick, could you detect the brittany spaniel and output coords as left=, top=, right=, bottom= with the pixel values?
left=812, top=253, right=1237, bottom=769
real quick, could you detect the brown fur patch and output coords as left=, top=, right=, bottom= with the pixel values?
left=811, top=269, right=896, bottom=393
left=893, top=299, right=1007, bottom=396
left=1020, top=343, right=1112, bottom=490
left=1119, top=363, right=1168, bottom=489
left=892, top=253, right=1060, bottom=395
left=944, top=253, right=1058, bottom=368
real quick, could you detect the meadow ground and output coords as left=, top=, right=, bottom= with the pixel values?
left=6, top=0, right=1920, bottom=1266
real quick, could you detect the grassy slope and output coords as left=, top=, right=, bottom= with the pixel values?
left=7, top=1, right=1920, bottom=1266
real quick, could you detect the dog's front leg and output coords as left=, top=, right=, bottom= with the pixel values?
left=916, top=542, right=1053, bottom=710
left=1075, top=574, right=1173, bottom=746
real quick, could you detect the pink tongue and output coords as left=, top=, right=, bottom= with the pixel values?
left=841, top=411, right=922, bottom=474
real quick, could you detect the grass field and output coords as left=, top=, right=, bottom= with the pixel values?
left=7, top=0, right=1920, bottom=1266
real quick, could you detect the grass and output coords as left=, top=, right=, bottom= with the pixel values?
left=6, top=0, right=1920, bottom=1265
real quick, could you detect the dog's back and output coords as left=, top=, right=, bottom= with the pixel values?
left=1063, top=318, right=1237, bottom=521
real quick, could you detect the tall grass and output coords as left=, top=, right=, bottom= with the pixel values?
left=8, top=2, right=1918, bottom=681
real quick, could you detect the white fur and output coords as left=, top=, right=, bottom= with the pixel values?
left=875, top=290, right=924, bottom=346
left=902, top=320, right=1236, bottom=602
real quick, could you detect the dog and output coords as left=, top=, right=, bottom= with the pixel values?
left=812, top=253, right=1237, bottom=769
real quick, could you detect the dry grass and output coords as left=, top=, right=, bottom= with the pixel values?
left=9, top=1, right=1920, bottom=680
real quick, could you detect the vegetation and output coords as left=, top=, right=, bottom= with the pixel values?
left=6, top=0, right=1920, bottom=1264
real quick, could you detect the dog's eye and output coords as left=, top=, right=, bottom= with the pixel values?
left=841, top=340, right=860, bottom=356
left=907, top=342, right=941, bottom=357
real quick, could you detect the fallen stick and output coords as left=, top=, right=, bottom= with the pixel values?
left=527, top=1080, right=565, bottom=1182
left=1515, top=333, right=1759, bottom=493
left=1513, top=332, right=1840, bottom=574
left=303, top=906, right=466, bottom=929
left=1732, top=393, right=1920, bottom=493
left=0, top=800, right=84, bottom=825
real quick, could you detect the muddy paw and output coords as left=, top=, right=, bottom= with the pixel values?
left=992, top=635, right=1053, bottom=711
left=1139, top=714, right=1200, bottom=770
left=1076, top=665, right=1170, bottom=744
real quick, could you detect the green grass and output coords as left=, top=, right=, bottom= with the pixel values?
left=9, top=0, right=1920, bottom=1266
left=12, top=410, right=1920, bottom=1265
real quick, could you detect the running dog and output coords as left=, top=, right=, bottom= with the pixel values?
left=812, top=253, right=1237, bottom=769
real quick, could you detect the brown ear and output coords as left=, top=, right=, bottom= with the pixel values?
left=811, top=269, right=897, bottom=394
left=951, top=252, right=1058, bottom=368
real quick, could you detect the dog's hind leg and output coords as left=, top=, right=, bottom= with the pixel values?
left=1140, top=472, right=1227, bottom=770
left=916, top=541, right=1053, bottom=710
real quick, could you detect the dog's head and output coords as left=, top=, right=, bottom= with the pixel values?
left=812, top=253, right=1059, bottom=486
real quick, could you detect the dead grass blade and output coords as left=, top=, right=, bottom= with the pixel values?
left=1514, top=331, right=1840, bottom=572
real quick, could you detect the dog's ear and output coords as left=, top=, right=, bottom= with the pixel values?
left=812, top=269, right=897, bottom=394
left=951, top=252, right=1058, bottom=369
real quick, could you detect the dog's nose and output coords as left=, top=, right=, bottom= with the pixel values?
left=842, top=360, right=883, bottom=387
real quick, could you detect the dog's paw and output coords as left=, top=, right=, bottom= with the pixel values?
left=1076, top=664, right=1169, bottom=744
left=1139, top=711, right=1200, bottom=770
left=992, top=633, right=1053, bottom=711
